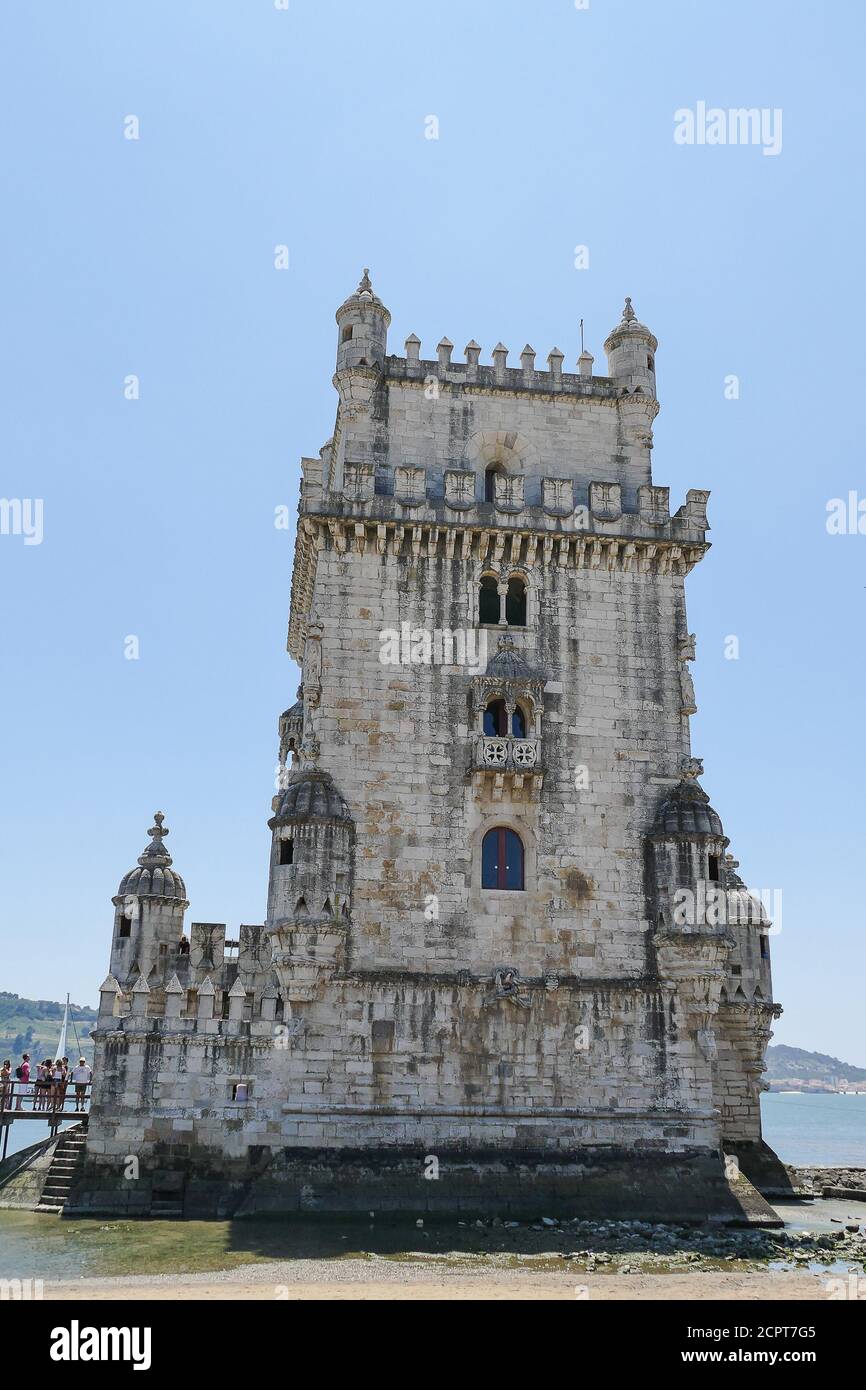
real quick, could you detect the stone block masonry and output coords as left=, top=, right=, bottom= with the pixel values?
left=73, top=273, right=781, bottom=1219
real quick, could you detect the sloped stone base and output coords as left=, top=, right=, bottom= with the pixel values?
left=70, top=1145, right=781, bottom=1225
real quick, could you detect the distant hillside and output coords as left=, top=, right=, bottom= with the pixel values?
left=765, top=1044, right=866, bottom=1091
left=0, top=992, right=96, bottom=1065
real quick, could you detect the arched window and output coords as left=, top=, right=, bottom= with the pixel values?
left=484, top=698, right=508, bottom=737
left=479, top=575, right=500, bottom=625
left=483, top=699, right=528, bottom=737
left=482, top=827, right=525, bottom=891
left=485, top=466, right=503, bottom=503
left=505, top=577, right=527, bottom=626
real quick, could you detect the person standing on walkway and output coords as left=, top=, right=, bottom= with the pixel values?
left=0, top=1060, right=11, bottom=1111
left=71, top=1058, right=92, bottom=1111
left=14, top=1053, right=31, bottom=1109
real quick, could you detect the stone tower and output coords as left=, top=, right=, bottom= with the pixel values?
left=78, top=274, right=781, bottom=1219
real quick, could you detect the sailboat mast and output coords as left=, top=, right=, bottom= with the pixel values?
left=56, top=993, right=69, bottom=1061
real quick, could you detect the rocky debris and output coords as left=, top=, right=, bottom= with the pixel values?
left=793, top=1167, right=866, bottom=1198
left=452, top=1215, right=866, bottom=1271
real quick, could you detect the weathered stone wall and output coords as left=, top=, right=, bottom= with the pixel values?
left=77, top=285, right=780, bottom=1217
left=306, top=545, right=691, bottom=980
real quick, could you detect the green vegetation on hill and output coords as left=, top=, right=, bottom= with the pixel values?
left=0, top=992, right=96, bottom=1065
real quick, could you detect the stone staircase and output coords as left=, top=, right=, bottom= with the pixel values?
left=37, top=1125, right=87, bottom=1213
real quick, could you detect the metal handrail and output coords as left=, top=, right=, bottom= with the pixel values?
left=0, top=1079, right=92, bottom=1116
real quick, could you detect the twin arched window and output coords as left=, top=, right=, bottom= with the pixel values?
left=483, top=698, right=527, bottom=738
left=478, top=575, right=527, bottom=626
left=481, top=827, right=525, bottom=890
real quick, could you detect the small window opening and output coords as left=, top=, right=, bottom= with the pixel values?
left=231, top=1081, right=249, bottom=1102
left=708, top=854, right=720, bottom=883
left=118, top=916, right=132, bottom=938
left=484, top=466, right=503, bottom=503
left=341, top=324, right=354, bottom=343
left=511, top=706, right=527, bottom=738
left=279, top=839, right=294, bottom=865
left=505, top=577, right=527, bottom=626
left=760, top=936, right=770, bottom=961
left=479, top=575, right=501, bottom=625
left=186, top=989, right=197, bottom=1015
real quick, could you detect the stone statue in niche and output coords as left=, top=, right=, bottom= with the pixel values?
left=483, top=966, right=531, bottom=1010
left=678, top=633, right=697, bottom=716
left=303, top=619, right=324, bottom=708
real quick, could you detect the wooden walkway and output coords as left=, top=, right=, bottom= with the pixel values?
left=0, top=1084, right=91, bottom=1160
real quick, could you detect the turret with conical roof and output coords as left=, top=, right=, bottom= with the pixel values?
left=335, top=267, right=391, bottom=376
left=110, top=812, right=189, bottom=987
left=604, top=296, right=658, bottom=397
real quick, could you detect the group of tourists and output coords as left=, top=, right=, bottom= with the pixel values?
left=0, top=1054, right=93, bottom=1112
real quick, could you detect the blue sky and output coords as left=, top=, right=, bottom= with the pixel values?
left=1, top=0, right=864, bottom=1065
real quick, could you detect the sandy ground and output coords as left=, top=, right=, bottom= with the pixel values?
left=44, top=1262, right=833, bottom=1301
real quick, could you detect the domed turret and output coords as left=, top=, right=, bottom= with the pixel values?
left=647, top=761, right=729, bottom=930
left=270, top=767, right=352, bottom=825
left=651, top=778, right=724, bottom=839
left=604, top=297, right=658, bottom=397
left=111, top=812, right=189, bottom=986
left=278, top=687, right=304, bottom=771
left=483, top=633, right=540, bottom=682
left=117, top=812, right=187, bottom=899
left=335, top=268, right=391, bottom=376
left=265, top=767, right=355, bottom=1002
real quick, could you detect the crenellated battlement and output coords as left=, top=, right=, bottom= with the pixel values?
left=380, top=346, right=622, bottom=399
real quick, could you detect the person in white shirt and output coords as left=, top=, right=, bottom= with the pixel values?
left=71, top=1058, right=92, bottom=1110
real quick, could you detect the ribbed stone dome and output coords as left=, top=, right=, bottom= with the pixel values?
left=724, top=856, right=771, bottom=925
left=604, top=296, right=657, bottom=350
left=272, top=768, right=352, bottom=824
left=484, top=634, right=541, bottom=682
left=652, top=777, right=724, bottom=838
left=117, top=812, right=187, bottom=900
left=335, top=268, right=390, bottom=322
